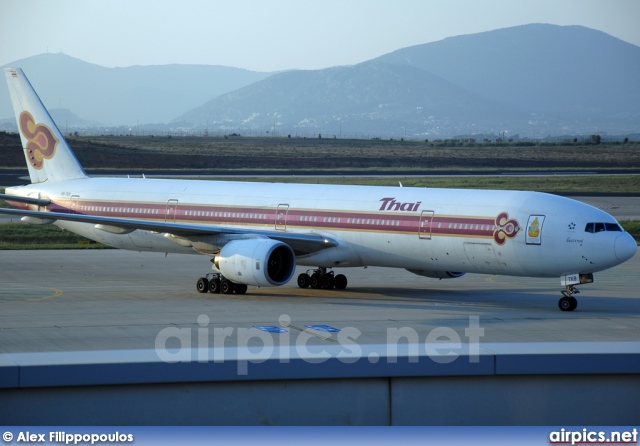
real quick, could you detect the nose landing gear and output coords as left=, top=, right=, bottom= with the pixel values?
left=558, top=285, right=579, bottom=311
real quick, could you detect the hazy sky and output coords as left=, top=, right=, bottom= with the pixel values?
left=1, top=0, right=639, bottom=72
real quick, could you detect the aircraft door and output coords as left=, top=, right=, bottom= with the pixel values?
left=418, top=210, right=434, bottom=239
left=165, top=199, right=179, bottom=223
left=70, top=195, right=80, bottom=214
left=526, top=215, right=545, bottom=245
left=275, top=204, right=289, bottom=231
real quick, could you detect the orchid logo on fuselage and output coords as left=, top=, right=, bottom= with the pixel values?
left=378, top=198, right=520, bottom=246
left=494, top=212, right=520, bottom=245
left=19, top=110, right=58, bottom=170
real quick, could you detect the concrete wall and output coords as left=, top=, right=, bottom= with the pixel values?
left=1, top=342, right=638, bottom=425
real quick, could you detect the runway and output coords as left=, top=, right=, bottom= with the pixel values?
left=0, top=249, right=638, bottom=354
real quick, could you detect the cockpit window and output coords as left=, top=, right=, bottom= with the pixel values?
left=585, top=222, right=622, bottom=233
left=605, top=223, right=622, bottom=232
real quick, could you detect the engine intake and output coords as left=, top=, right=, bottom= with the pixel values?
left=215, top=239, right=296, bottom=287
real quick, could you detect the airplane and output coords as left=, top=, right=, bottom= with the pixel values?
left=0, top=68, right=636, bottom=311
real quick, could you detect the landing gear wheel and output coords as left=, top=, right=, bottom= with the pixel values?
left=334, top=274, right=348, bottom=290
left=234, top=284, right=248, bottom=295
left=559, top=285, right=579, bottom=311
left=559, top=295, right=578, bottom=311
left=297, top=273, right=310, bottom=288
left=569, top=296, right=578, bottom=311
left=196, top=277, right=209, bottom=293
left=208, top=278, right=221, bottom=294
left=558, top=296, right=572, bottom=311
left=220, top=279, right=234, bottom=294
left=321, top=273, right=335, bottom=289
left=310, top=273, right=322, bottom=289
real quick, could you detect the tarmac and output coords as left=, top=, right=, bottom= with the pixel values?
left=0, top=247, right=638, bottom=354
left=1, top=193, right=638, bottom=355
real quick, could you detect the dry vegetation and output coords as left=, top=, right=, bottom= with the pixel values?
left=1, top=131, right=639, bottom=170
left=1, top=131, right=639, bottom=248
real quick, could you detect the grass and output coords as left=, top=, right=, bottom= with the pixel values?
left=621, top=220, right=640, bottom=242
left=0, top=223, right=107, bottom=250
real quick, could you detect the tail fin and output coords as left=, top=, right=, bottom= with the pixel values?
left=4, top=68, right=86, bottom=184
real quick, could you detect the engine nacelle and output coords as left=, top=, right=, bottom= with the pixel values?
left=215, top=239, right=296, bottom=287
left=406, top=269, right=466, bottom=279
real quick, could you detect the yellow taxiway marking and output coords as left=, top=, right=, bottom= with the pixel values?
left=32, top=287, right=64, bottom=300
left=0, top=286, right=63, bottom=301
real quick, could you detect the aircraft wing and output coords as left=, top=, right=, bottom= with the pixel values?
left=0, top=205, right=338, bottom=255
left=0, top=193, right=51, bottom=206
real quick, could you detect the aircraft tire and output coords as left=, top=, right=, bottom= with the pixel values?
left=321, top=273, right=335, bottom=289
left=196, top=277, right=209, bottom=293
left=569, top=296, right=578, bottom=311
left=209, top=278, right=221, bottom=294
left=297, top=273, right=310, bottom=288
left=558, top=296, right=574, bottom=311
left=310, top=273, right=322, bottom=289
left=221, top=279, right=234, bottom=294
left=234, top=284, right=248, bottom=295
left=334, top=274, right=348, bottom=290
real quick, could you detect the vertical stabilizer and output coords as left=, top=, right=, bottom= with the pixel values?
left=4, top=68, right=87, bottom=183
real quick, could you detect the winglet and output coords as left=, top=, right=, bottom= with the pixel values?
left=4, top=68, right=87, bottom=184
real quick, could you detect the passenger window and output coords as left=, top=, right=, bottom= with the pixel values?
left=585, top=223, right=594, bottom=233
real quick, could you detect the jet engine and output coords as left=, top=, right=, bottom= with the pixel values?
left=406, top=269, right=466, bottom=279
left=215, top=239, right=296, bottom=287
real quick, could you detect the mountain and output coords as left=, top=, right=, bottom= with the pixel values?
left=3, top=25, right=639, bottom=137
left=374, top=24, right=640, bottom=120
left=174, top=61, right=525, bottom=136
left=175, top=24, right=640, bottom=137
left=0, top=53, right=272, bottom=126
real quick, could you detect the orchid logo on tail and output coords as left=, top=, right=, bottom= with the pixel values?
left=19, top=111, right=58, bottom=170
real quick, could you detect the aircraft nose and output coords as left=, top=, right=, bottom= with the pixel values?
left=615, top=233, right=637, bottom=262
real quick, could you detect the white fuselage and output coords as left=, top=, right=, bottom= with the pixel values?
left=7, top=176, right=635, bottom=279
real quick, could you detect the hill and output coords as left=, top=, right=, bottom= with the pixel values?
left=176, top=24, right=640, bottom=137
left=2, top=25, right=639, bottom=137
left=0, top=53, right=272, bottom=126
left=173, top=61, right=526, bottom=136
left=375, top=24, right=640, bottom=123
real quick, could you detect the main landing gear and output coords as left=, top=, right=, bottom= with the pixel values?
left=558, top=285, right=579, bottom=311
left=297, top=268, right=348, bottom=290
left=196, top=273, right=248, bottom=295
